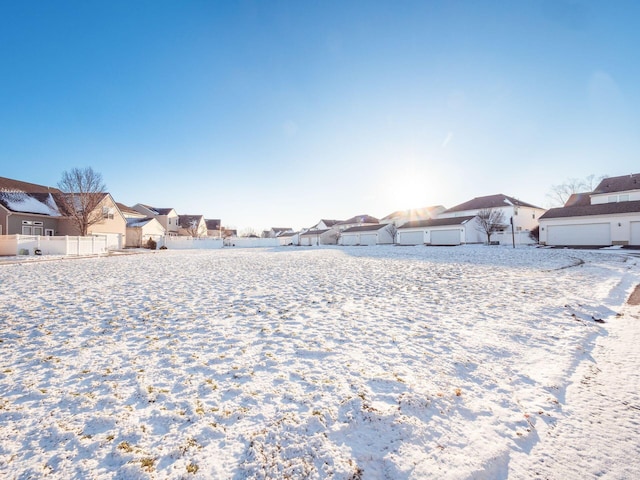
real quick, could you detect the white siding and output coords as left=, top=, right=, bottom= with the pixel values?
left=359, top=234, right=377, bottom=246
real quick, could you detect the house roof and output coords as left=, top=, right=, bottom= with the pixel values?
left=117, top=202, right=145, bottom=216
left=178, top=215, right=204, bottom=227
left=320, top=219, right=341, bottom=227
left=300, top=229, right=330, bottom=236
left=337, top=214, right=379, bottom=225
left=593, top=174, right=640, bottom=194
left=399, top=216, right=477, bottom=229
left=126, top=217, right=155, bottom=228
left=271, top=227, right=291, bottom=232
left=445, top=194, right=541, bottom=213
left=341, top=224, right=389, bottom=233
left=0, top=176, right=63, bottom=216
left=540, top=200, right=640, bottom=220
left=205, top=219, right=221, bottom=229
left=278, top=231, right=298, bottom=238
left=564, top=192, right=592, bottom=207
left=381, top=205, right=445, bottom=221
left=136, top=204, right=175, bottom=216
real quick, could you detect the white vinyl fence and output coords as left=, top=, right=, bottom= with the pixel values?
left=163, top=236, right=224, bottom=250
left=493, top=231, right=537, bottom=246
left=223, top=237, right=280, bottom=248
left=0, top=235, right=109, bottom=256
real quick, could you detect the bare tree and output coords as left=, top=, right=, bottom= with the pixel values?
left=240, top=227, right=258, bottom=238
left=475, top=208, right=507, bottom=245
left=546, top=174, right=606, bottom=207
left=185, top=220, right=202, bottom=238
left=57, top=167, right=107, bottom=236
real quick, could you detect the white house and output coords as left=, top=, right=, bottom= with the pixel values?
left=539, top=174, right=640, bottom=247
left=339, top=224, right=395, bottom=246
left=381, top=205, right=446, bottom=227
left=335, top=214, right=379, bottom=232
left=278, top=231, right=300, bottom=246
left=299, top=229, right=339, bottom=246
left=439, top=194, right=545, bottom=245
left=397, top=216, right=483, bottom=245
left=125, top=217, right=166, bottom=248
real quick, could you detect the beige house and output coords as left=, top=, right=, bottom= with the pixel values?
left=125, top=217, right=166, bottom=248
left=132, top=204, right=180, bottom=235
left=178, top=215, right=207, bottom=237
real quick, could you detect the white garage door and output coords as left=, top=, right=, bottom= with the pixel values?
left=631, top=222, right=640, bottom=246
left=547, top=223, right=611, bottom=246
left=398, top=231, right=424, bottom=245
left=341, top=234, right=358, bottom=246
left=430, top=229, right=460, bottom=245
left=360, top=234, right=377, bottom=245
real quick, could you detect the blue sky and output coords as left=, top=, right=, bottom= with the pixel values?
left=1, top=1, right=639, bottom=232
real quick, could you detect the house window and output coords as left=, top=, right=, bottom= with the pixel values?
left=102, top=207, right=114, bottom=219
left=619, top=194, right=629, bottom=202
left=608, top=195, right=618, bottom=203
left=45, top=229, right=54, bottom=236
left=22, top=226, right=32, bottom=235
left=33, top=227, right=43, bottom=236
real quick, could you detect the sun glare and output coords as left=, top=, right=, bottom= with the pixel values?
left=383, top=168, right=431, bottom=210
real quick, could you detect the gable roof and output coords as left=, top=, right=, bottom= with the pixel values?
left=117, top=202, right=145, bottom=216
left=564, top=192, right=592, bottom=207
left=320, top=219, right=341, bottom=227
left=135, top=204, right=175, bottom=216
left=337, top=214, right=379, bottom=225
left=178, top=215, right=205, bottom=228
left=592, top=174, right=640, bottom=194
left=445, top=194, right=541, bottom=213
left=399, top=216, right=477, bottom=229
left=540, top=200, right=640, bottom=220
left=126, top=217, right=155, bottom=228
left=0, top=176, right=62, bottom=216
left=381, top=205, right=445, bottom=221
left=341, top=224, right=389, bottom=233
left=300, top=228, right=330, bottom=236
left=205, top=219, right=221, bottom=230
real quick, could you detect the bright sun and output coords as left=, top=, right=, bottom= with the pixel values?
left=383, top=169, right=430, bottom=209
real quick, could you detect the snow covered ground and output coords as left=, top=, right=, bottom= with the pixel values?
left=1, top=245, right=639, bottom=479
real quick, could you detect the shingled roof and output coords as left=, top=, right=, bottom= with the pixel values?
left=445, top=194, right=540, bottom=213
left=399, top=216, right=476, bottom=229
left=592, top=174, right=640, bottom=194
left=341, top=224, right=389, bottom=233
left=0, top=176, right=62, bottom=216
left=540, top=200, right=640, bottom=220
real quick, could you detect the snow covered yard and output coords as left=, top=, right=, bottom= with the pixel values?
left=0, top=246, right=639, bottom=479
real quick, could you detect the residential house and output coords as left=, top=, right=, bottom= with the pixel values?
left=439, top=194, right=545, bottom=245
left=56, top=193, right=127, bottom=249
left=265, top=227, right=293, bottom=238
left=0, top=176, right=125, bottom=249
left=278, top=231, right=300, bottom=246
left=339, top=224, right=395, bottom=246
left=335, top=214, right=379, bottom=231
left=125, top=217, right=166, bottom=248
left=309, top=219, right=342, bottom=230
left=178, top=215, right=207, bottom=237
left=132, top=204, right=180, bottom=235
left=299, top=228, right=339, bottom=246
left=0, top=176, right=62, bottom=236
left=205, top=219, right=222, bottom=238
left=381, top=206, right=446, bottom=227
left=397, top=216, right=481, bottom=245
left=539, top=174, right=640, bottom=247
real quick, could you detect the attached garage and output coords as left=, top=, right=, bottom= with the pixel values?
left=631, top=222, right=640, bottom=246
left=547, top=223, right=610, bottom=246
left=397, top=230, right=424, bottom=245
left=359, top=234, right=377, bottom=246
left=430, top=229, right=461, bottom=246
